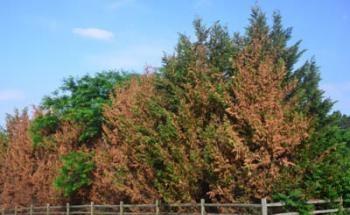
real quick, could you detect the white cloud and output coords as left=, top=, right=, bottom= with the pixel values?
left=72, top=28, right=114, bottom=41
left=0, top=90, right=24, bottom=102
left=85, top=43, right=171, bottom=72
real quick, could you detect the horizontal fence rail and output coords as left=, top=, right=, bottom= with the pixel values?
left=1, top=198, right=349, bottom=215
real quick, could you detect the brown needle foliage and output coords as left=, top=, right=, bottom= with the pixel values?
left=0, top=110, right=35, bottom=207
left=91, top=75, right=159, bottom=204
left=30, top=119, right=84, bottom=205
left=0, top=109, right=72, bottom=207
left=98, top=44, right=243, bottom=204
left=225, top=29, right=310, bottom=199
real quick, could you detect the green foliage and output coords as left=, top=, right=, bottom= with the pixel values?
left=276, top=131, right=350, bottom=213
left=274, top=190, right=314, bottom=214
left=339, top=113, right=350, bottom=129
left=291, top=59, right=334, bottom=126
left=153, top=21, right=236, bottom=201
left=0, top=127, right=7, bottom=143
left=54, top=151, right=95, bottom=197
left=29, top=114, right=59, bottom=147
left=0, top=127, right=8, bottom=156
left=30, top=71, right=135, bottom=146
left=301, top=124, right=350, bottom=198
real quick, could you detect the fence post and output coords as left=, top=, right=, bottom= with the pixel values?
left=66, top=203, right=70, bottom=215
left=14, top=207, right=17, bottom=215
left=1, top=208, right=4, bottom=215
left=119, top=201, right=124, bottom=215
left=90, top=202, right=94, bottom=215
left=30, top=205, right=33, bottom=215
left=339, top=196, right=344, bottom=212
left=155, top=200, right=160, bottom=215
left=46, top=203, right=50, bottom=215
left=200, top=199, right=205, bottom=215
left=261, top=198, right=267, bottom=215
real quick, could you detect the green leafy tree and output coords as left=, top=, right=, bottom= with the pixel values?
left=30, top=71, right=135, bottom=147
left=54, top=151, right=94, bottom=198
left=28, top=71, right=135, bottom=203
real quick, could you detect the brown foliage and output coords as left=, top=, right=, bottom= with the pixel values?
left=0, top=110, right=64, bottom=207
left=30, top=121, right=80, bottom=205
left=0, top=110, right=35, bottom=207
left=31, top=149, right=62, bottom=205
left=225, top=33, right=310, bottom=199
left=97, top=46, right=244, bottom=203
left=91, top=75, right=159, bottom=204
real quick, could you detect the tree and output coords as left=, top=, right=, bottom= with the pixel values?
left=264, top=9, right=350, bottom=211
left=93, top=75, right=160, bottom=203
left=100, top=9, right=311, bottom=203
left=0, top=110, right=35, bottom=207
left=226, top=17, right=309, bottom=199
left=30, top=71, right=135, bottom=147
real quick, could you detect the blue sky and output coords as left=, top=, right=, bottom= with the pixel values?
left=1, top=0, right=349, bottom=126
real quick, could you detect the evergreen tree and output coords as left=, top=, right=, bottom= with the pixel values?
left=0, top=110, right=35, bottom=207
left=100, top=8, right=312, bottom=203
left=225, top=8, right=309, bottom=199
left=266, top=11, right=350, bottom=210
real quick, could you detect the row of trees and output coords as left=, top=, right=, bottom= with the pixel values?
left=0, top=7, right=349, bottom=212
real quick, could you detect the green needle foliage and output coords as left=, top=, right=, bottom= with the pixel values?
left=0, top=127, right=7, bottom=169
left=0, top=127, right=7, bottom=148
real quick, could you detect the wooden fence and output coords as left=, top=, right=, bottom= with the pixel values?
left=1, top=198, right=348, bottom=215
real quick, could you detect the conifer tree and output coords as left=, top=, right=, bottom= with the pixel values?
left=101, top=9, right=311, bottom=203
left=0, top=110, right=35, bottom=207
left=225, top=8, right=309, bottom=198
left=94, top=75, right=160, bottom=203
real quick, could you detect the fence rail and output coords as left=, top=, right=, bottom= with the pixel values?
left=1, top=198, right=348, bottom=215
